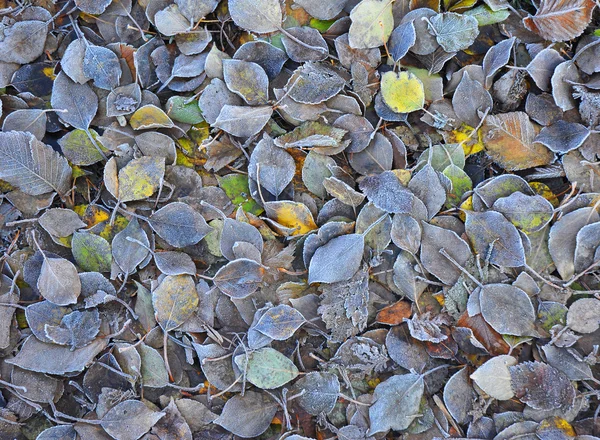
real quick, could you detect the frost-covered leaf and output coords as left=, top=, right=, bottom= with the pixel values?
left=84, top=45, right=122, bottom=90
left=234, top=347, right=299, bottom=389
left=470, top=355, right=517, bottom=400
left=482, top=112, right=553, bottom=171
left=214, top=105, right=273, bottom=138
left=228, top=0, right=283, bottom=34
left=38, top=255, right=81, bottom=306
left=318, top=266, right=369, bottom=341
left=428, top=12, right=479, bottom=53
left=72, top=231, right=112, bottom=273
left=292, top=372, right=340, bottom=415
left=149, top=202, right=212, bottom=248
left=51, top=72, right=98, bottom=131
left=465, top=210, right=526, bottom=267
left=308, top=234, right=364, bottom=284
left=152, top=275, right=199, bottom=331
left=509, top=361, right=576, bottom=410
left=359, top=171, right=414, bottom=213
left=118, top=157, right=165, bottom=202
left=523, top=0, right=596, bottom=42
left=534, top=120, right=590, bottom=154
left=213, top=258, right=264, bottom=298
left=0, top=20, right=48, bottom=64
left=7, top=335, right=107, bottom=375
left=254, top=304, right=305, bottom=340
left=101, top=400, right=165, bottom=440
left=480, top=284, right=536, bottom=336
left=248, top=135, right=295, bottom=197
left=420, top=221, right=472, bottom=285
left=348, top=0, right=394, bottom=49
left=0, top=131, right=72, bottom=197
left=368, top=373, right=425, bottom=435
left=214, top=391, right=278, bottom=438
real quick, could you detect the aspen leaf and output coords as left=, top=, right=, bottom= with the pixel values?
left=380, top=71, right=425, bottom=113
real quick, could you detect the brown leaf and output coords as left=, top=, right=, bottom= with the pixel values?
left=456, top=312, right=510, bottom=356
left=523, top=0, right=596, bottom=42
left=482, top=111, right=554, bottom=171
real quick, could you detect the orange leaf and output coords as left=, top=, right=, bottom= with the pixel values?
left=376, top=300, right=413, bottom=325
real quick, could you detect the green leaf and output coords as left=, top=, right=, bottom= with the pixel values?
left=218, top=174, right=264, bottom=215
left=234, top=347, right=299, bottom=389
left=166, top=95, right=204, bottom=124
left=71, top=231, right=112, bottom=272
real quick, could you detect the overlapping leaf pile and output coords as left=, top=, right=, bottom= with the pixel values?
left=1, top=0, right=600, bottom=439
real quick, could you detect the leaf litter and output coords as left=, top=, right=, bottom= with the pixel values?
left=0, top=0, right=600, bottom=439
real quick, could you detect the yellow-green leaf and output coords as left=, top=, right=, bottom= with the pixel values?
left=118, top=157, right=165, bottom=202
left=130, top=105, right=174, bottom=130
left=152, top=275, right=199, bottom=332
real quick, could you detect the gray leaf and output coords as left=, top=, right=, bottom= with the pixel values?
left=6, top=335, right=107, bottom=375
left=0, top=20, right=48, bottom=64
left=214, top=105, right=273, bottom=138
left=308, top=234, right=364, bottom=284
left=228, top=0, right=282, bottom=33
left=0, top=131, right=72, bottom=196
left=534, top=120, right=590, bottom=153
left=359, top=170, right=414, bottom=213
left=420, top=221, right=472, bottom=285
left=214, top=391, right=278, bottom=438
left=368, top=373, right=424, bottom=435
left=452, top=71, right=492, bottom=127
left=389, top=21, right=417, bottom=62
left=51, top=71, right=98, bottom=130
left=465, top=210, right=526, bottom=267
left=84, top=45, right=122, bottom=90
left=113, top=218, right=150, bottom=274
left=248, top=135, right=295, bottom=197
left=549, top=207, right=599, bottom=280
left=480, top=283, right=536, bottom=336
left=101, top=400, right=165, bottom=440
left=428, top=12, right=479, bottom=53
left=149, top=202, right=212, bottom=248
left=254, top=304, right=305, bottom=340
left=292, top=372, right=340, bottom=415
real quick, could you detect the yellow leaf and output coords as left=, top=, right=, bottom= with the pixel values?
left=380, top=71, right=425, bottom=113
left=537, top=418, right=576, bottom=438
left=264, top=201, right=317, bottom=236
left=448, top=0, right=478, bottom=12
left=392, top=169, right=412, bottom=186
left=443, top=123, right=485, bottom=156
left=118, top=157, right=165, bottom=202
left=76, top=204, right=110, bottom=227
left=458, top=195, right=473, bottom=222
left=529, top=182, right=559, bottom=208
left=130, top=105, right=174, bottom=130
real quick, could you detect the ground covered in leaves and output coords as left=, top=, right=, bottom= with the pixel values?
left=1, top=0, right=600, bottom=439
